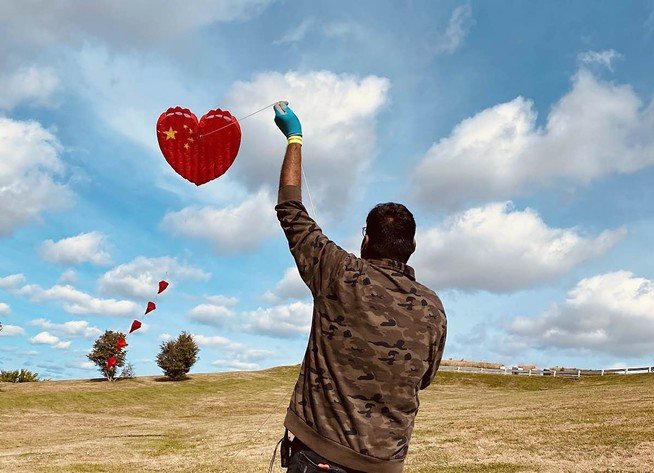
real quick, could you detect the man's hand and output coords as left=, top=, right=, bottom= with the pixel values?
left=274, top=101, right=303, bottom=145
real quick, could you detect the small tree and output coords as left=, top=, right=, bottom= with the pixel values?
left=87, top=330, right=126, bottom=381
left=156, top=332, right=199, bottom=380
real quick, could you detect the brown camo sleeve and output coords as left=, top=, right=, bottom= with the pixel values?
left=275, top=185, right=350, bottom=297
left=420, top=321, right=447, bottom=390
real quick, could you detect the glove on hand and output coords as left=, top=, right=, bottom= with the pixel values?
left=274, top=101, right=303, bottom=145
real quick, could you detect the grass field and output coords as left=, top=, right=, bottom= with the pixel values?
left=1, top=366, right=654, bottom=472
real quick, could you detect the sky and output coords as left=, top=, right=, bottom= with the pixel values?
left=1, top=0, right=653, bottom=380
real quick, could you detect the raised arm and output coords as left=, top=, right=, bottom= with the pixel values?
left=273, top=102, right=350, bottom=296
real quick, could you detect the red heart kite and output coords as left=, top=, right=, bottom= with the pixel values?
left=106, top=356, right=117, bottom=369
left=158, top=280, right=169, bottom=294
left=129, top=320, right=142, bottom=334
left=156, top=107, right=241, bottom=186
left=145, top=301, right=156, bottom=315
left=116, top=337, right=127, bottom=351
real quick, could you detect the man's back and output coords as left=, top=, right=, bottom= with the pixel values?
left=276, top=188, right=447, bottom=473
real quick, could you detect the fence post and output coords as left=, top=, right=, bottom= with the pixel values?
left=577, top=370, right=581, bottom=378
left=649, top=366, right=652, bottom=373
left=601, top=369, right=605, bottom=376
left=480, top=367, right=483, bottom=373
left=457, top=366, right=460, bottom=372
left=553, top=370, right=556, bottom=377
left=528, top=369, right=532, bottom=376
left=625, top=367, right=628, bottom=375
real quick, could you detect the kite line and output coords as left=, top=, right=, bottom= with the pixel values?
left=199, top=101, right=319, bottom=218
left=105, top=279, right=169, bottom=373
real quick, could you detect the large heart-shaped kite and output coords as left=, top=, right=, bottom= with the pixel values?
left=156, top=107, right=241, bottom=186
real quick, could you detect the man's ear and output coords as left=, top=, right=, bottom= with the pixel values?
left=412, top=238, right=416, bottom=253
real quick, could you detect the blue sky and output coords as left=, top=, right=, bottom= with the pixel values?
left=1, top=1, right=653, bottom=380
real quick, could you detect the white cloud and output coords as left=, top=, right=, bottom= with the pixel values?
left=16, top=283, right=138, bottom=317
left=28, top=318, right=102, bottom=339
left=0, top=0, right=274, bottom=47
left=0, top=324, right=24, bottom=337
left=412, top=202, right=625, bottom=292
left=205, top=295, right=238, bottom=307
left=0, top=117, right=71, bottom=235
left=194, top=334, right=241, bottom=350
left=30, top=331, right=71, bottom=349
left=0, top=274, right=26, bottom=289
left=159, top=333, right=172, bottom=341
left=189, top=303, right=235, bottom=327
left=274, top=18, right=315, bottom=45
left=211, top=359, right=260, bottom=371
left=59, top=269, right=77, bottom=284
left=99, top=256, right=209, bottom=298
left=433, top=3, right=474, bottom=55
left=263, top=267, right=310, bottom=302
left=578, top=49, right=623, bottom=71
left=40, top=231, right=112, bottom=266
left=508, top=271, right=654, bottom=357
left=0, top=303, right=10, bottom=315
left=71, top=360, right=96, bottom=370
left=226, top=70, right=390, bottom=216
left=412, top=70, right=654, bottom=209
left=162, top=190, right=279, bottom=253
left=0, top=66, right=60, bottom=110
left=242, top=301, right=313, bottom=338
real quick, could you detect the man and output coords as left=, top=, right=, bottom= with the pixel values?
left=273, top=102, right=447, bottom=473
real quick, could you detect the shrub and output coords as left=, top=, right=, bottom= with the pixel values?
left=156, top=332, right=199, bottom=380
left=120, top=363, right=136, bottom=379
left=87, top=330, right=127, bottom=381
left=0, top=369, right=42, bottom=382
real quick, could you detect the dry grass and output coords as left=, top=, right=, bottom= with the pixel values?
left=1, top=366, right=654, bottom=472
left=441, top=359, right=504, bottom=369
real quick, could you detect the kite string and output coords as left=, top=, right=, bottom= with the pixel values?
left=199, top=102, right=278, bottom=138
left=200, top=101, right=320, bottom=218
left=302, top=167, right=318, bottom=219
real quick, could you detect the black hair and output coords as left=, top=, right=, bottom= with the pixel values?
left=363, top=203, right=416, bottom=263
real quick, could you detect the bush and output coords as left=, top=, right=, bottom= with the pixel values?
left=120, top=363, right=135, bottom=379
left=0, top=369, right=42, bottom=382
left=87, top=330, right=127, bottom=381
left=156, top=332, right=199, bottom=380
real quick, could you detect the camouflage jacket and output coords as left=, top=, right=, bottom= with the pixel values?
left=276, top=185, right=447, bottom=473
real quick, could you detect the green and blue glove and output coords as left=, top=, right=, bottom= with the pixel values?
left=274, top=101, right=303, bottom=145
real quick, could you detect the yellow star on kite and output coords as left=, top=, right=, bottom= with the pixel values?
left=163, top=127, right=177, bottom=140
left=184, top=143, right=190, bottom=150
left=188, top=137, right=195, bottom=143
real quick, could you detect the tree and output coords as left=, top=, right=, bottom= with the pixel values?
left=87, top=330, right=126, bottom=381
left=156, top=332, right=199, bottom=380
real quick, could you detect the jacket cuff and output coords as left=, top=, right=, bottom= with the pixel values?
left=278, top=185, right=302, bottom=204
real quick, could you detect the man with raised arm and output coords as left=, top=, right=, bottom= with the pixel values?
left=273, top=101, right=447, bottom=473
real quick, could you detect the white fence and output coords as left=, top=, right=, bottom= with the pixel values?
left=439, top=365, right=654, bottom=378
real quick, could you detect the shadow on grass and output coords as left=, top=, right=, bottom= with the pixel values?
left=153, top=376, right=192, bottom=382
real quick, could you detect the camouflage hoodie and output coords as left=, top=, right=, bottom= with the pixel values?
left=276, top=185, right=447, bottom=473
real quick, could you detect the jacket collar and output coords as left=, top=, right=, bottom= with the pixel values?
left=366, top=258, right=416, bottom=281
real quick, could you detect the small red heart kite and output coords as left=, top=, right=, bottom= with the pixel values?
left=129, top=320, right=142, bottom=334
left=106, top=356, right=117, bottom=369
left=158, top=280, right=169, bottom=294
left=156, top=107, right=241, bottom=186
left=145, top=301, right=156, bottom=315
left=115, top=337, right=127, bottom=351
